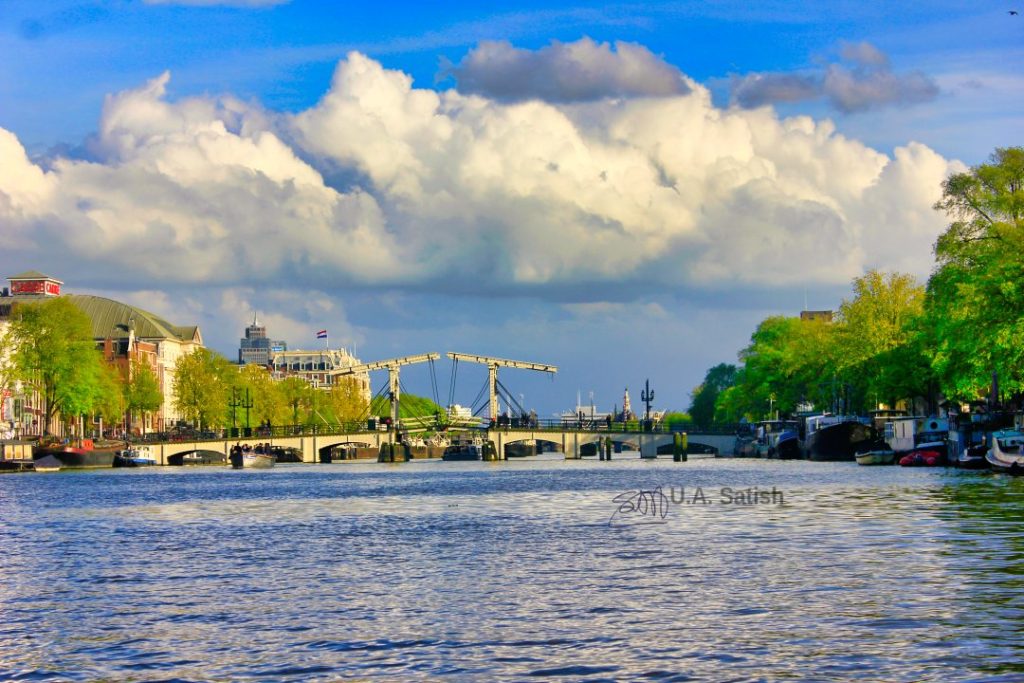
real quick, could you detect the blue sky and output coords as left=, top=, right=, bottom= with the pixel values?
left=1, top=1, right=1021, bottom=416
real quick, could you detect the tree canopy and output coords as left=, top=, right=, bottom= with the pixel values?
left=926, top=147, right=1024, bottom=401
left=8, top=297, right=105, bottom=433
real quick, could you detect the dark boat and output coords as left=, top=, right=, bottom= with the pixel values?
left=956, top=443, right=990, bottom=470
left=33, top=438, right=123, bottom=468
left=269, top=445, right=303, bottom=463
left=442, top=440, right=483, bottom=461
left=754, top=420, right=801, bottom=459
left=801, top=416, right=877, bottom=462
left=168, top=449, right=226, bottom=466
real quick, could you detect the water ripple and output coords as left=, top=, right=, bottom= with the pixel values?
left=1, top=459, right=1022, bottom=681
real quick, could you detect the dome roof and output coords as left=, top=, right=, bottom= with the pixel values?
left=66, top=294, right=200, bottom=343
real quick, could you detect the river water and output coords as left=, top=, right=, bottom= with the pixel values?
left=1, top=457, right=1022, bottom=681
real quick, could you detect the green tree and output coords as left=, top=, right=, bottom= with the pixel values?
left=172, top=348, right=233, bottom=430
left=327, top=376, right=369, bottom=424
left=278, top=376, right=313, bottom=426
left=724, top=315, right=839, bottom=421
left=834, top=270, right=932, bottom=410
left=926, top=147, right=1024, bottom=400
left=8, top=297, right=103, bottom=434
left=125, top=357, right=163, bottom=435
left=688, top=363, right=737, bottom=427
left=233, top=364, right=282, bottom=428
left=94, top=362, right=127, bottom=428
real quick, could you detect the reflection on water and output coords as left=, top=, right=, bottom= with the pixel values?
left=1, top=459, right=1022, bottom=681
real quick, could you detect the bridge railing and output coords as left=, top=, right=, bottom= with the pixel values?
left=129, top=420, right=386, bottom=444
left=129, top=419, right=747, bottom=445
left=484, top=418, right=745, bottom=435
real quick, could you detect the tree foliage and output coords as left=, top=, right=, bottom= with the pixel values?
left=712, top=270, right=931, bottom=421
left=172, top=348, right=233, bottom=429
left=926, top=147, right=1024, bottom=401
left=688, top=363, right=736, bottom=427
left=95, top=362, right=127, bottom=426
left=125, top=357, right=163, bottom=432
left=8, top=297, right=104, bottom=433
left=834, top=271, right=933, bottom=409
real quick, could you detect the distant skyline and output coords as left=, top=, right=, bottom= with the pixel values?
left=1, top=1, right=1021, bottom=415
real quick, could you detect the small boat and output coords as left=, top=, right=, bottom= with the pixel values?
left=230, top=444, right=275, bottom=469
left=955, top=443, right=990, bottom=470
left=442, top=439, right=484, bottom=461
left=113, top=445, right=157, bottom=467
left=899, top=449, right=944, bottom=467
left=732, top=434, right=758, bottom=457
left=30, top=455, right=63, bottom=472
left=753, top=420, right=801, bottom=459
left=855, top=449, right=896, bottom=466
left=242, top=452, right=274, bottom=469
left=269, top=445, right=303, bottom=463
left=986, top=431, right=1024, bottom=475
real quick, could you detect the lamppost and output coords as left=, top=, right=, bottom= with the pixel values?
left=641, top=379, right=654, bottom=431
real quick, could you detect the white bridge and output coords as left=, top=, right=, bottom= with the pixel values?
left=141, top=427, right=733, bottom=464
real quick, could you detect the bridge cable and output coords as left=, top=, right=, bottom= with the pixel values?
left=468, top=378, right=490, bottom=417
left=447, top=358, right=459, bottom=411
left=428, top=358, right=441, bottom=409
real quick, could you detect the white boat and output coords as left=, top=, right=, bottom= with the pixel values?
left=986, top=430, right=1024, bottom=474
left=32, top=455, right=63, bottom=472
left=855, top=449, right=896, bottom=466
left=242, top=452, right=275, bottom=469
left=113, top=445, right=157, bottom=467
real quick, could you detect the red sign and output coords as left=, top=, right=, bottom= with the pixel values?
left=10, top=280, right=61, bottom=296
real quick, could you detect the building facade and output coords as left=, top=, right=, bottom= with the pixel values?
left=0, top=271, right=203, bottom=436
left=238, top=313, right=286, bottom=366
left=270, top=348, right=371, bottom=404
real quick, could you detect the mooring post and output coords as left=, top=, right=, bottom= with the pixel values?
left=605, top=437, right=612, bottom=461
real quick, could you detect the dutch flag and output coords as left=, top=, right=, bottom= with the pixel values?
left=316, top=329, right=328, bottom=339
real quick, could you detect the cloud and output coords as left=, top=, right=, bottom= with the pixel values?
left=730, top=41, right=939, bottom=112
left=441, top=37, right=691, bottom=103
left=0, top=52, right=959, bottom=313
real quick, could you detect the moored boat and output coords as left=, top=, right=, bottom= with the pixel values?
left=801, top=416, right=877, bottom=462
left=33, top=438, right=124, bottom=468
left=956, top=443, right=990, bottom=470
left=113, top=445, right=157, bottom=467
left=899, top=449, right=943, bottom=467
left=986, top=430, right=1024, bottom=475
left=754, top=420, right=801, bottom=459
left=855, top=449, right=896, bottom=466
left=32, top=455, right=63, bottom=472
left=442, top=439, right=484, bottom=461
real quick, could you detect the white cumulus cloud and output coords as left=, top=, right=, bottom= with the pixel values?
left=0, top=49, right=960, bottom=309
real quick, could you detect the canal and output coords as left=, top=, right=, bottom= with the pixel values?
left=1, top=458, right=1022, bottom=681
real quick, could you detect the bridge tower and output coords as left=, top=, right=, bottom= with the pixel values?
left=447, top=352, right=557, bottom=421
left=330, top=353, right=440, bottom=434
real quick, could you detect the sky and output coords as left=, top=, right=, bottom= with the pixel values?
left=0, top=0, right=1021, bottom=417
